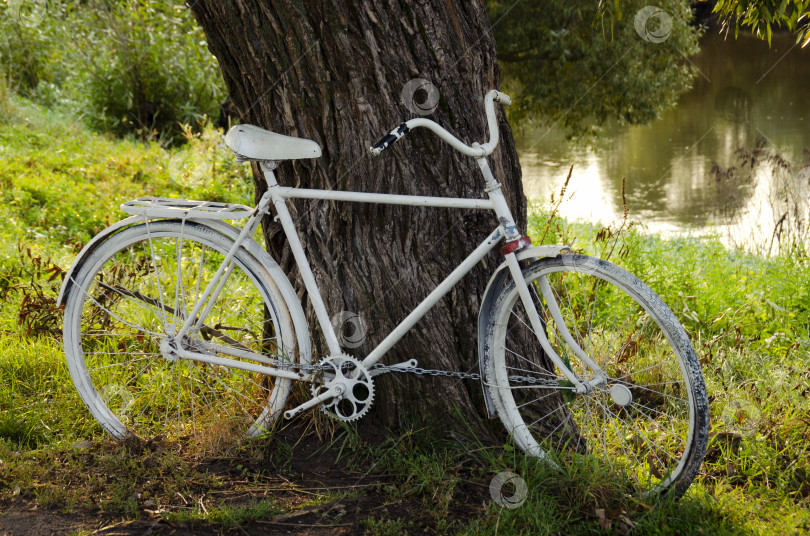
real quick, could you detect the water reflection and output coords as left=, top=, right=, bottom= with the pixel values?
left=518, top=31, right=810, bottom=248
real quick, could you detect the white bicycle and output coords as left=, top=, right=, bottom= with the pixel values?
left=59, top=90, right=709, bottom=498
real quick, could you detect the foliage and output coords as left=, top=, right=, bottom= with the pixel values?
left=713, top=0, right=810, bottom=46
left=70, top=0, right=227, bottom=144
left=0, top=1, right=68, bottom=100
left=486, top=0, right=701, bottom=134
left=0, top=0, right=226, bottom=144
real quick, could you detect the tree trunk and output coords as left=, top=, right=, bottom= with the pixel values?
left=188, top=0, right=525, bottom=435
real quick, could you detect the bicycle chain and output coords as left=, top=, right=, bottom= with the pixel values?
left=381, top=365, right=482, bottom=381
left=380, top=366, right=559, bottom=386
left=274, top=359, right=558, bottom=386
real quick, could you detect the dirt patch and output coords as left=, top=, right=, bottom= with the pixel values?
left=0, top=421, right=492, bottom=535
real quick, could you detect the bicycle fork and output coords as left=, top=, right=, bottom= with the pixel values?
left=476, top=157, right=606, bottom=394
left=502, top=254, right=608, bottom=394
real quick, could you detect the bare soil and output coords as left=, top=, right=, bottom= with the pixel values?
left=0, top=420, right=492, bottom=535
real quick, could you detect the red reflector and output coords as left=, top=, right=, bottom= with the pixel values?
left=501, top=236, right=532, bottom=255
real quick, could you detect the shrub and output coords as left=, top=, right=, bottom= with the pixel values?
left=0, top=0, right=227, bottom=144
left=69, top=0, right=227, bottom=144
left=0, top=1, right=69, bottom=100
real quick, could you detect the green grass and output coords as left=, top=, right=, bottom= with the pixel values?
left=162, top=499, right=287, bottom=529
left=0, top=93, right=251, bottom=265
left=361, top=516, right=414, bottom=535
left=0, top=97, right=809, bottom=534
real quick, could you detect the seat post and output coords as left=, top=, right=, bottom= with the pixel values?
left=259, top=161, right=280, bottom=187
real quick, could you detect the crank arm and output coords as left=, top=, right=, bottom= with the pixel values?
left=369, top=359, right=418, bottom=377
left=284, top=385, right=342, bottom=420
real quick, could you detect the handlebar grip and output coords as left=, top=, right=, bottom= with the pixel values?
left=493, top=91, right=512, bottom=106
left=371, top=134, right=397, bottom=155
left=370, top=123, right=410, bottom=156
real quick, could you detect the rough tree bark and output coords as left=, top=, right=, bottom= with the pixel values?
left=188, top=0, right=525, bottom=435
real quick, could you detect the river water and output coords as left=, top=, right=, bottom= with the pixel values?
left=517, top=31, right=810, bottom=249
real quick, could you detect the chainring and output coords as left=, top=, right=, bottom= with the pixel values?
left=311, top=354, right=375, bottom=422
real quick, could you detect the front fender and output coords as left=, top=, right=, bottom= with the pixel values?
left=59, top=217, right=311, bottom=366
left=477, top=245, right=571, bottom=417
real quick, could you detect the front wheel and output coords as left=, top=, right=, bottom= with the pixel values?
left=63, top=220, right=302, bottom=444
left=482, top=254, right=709, bottom=499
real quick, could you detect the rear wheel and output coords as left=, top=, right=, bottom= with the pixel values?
left=482, top=254, right=709, bottom=499
left=63, top=220, right=300, bottom=443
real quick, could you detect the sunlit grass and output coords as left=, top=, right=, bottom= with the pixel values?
left=522, top=205, right=810, bottom=533
left=0, top=334, right=99, bottom=446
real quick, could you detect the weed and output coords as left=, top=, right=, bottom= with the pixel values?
left=535, top=164, right=575, bottom=245
left=593, top=176, right=633, bottom=261
left=711, top=139, right=810, bottom=255
left=0, top=246, right=65, bottom=338
left=162, top=499, right=285, bottom=529
left=360, top=516, right=413, bottom=535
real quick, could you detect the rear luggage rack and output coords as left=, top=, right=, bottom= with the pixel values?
left=121, top=197, right=255, bottom=220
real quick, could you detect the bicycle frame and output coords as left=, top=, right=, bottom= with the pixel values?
left=172, top=156, right=592, bottom=399
left=263, top=158, right=511, bottom=370
left=171, top=156, right=508, bottom=352
left=168, top=90, right=603, bottom=416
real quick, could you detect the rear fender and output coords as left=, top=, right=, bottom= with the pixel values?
left=58, top=216, right=143, bottom=306
left=59, top=217, right=311, bottom=365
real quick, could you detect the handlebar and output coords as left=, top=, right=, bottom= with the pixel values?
left=371, top=123, right=410, bottom=155
left=370, top=90, right=511, bottom=158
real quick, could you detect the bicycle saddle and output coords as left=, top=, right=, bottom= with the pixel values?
left=225, top=124, right=321, bottom=161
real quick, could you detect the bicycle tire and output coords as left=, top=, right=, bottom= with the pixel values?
left=63, top=220, right=300, bottom=443
left=481, top=254, right=709, bottom=499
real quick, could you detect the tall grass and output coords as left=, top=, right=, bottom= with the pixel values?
left=0, top=77, right=12, bottom=121
left=525, top=200, right=810, bottom=533
left=709, top=139, right=810, bottom=257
